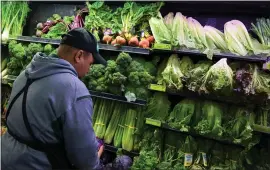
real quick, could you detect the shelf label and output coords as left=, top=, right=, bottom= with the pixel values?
left=153, top=43, right=172, bottom=50
left=145, top=118, right=161, bottom=127
left=149, top=84, right=166, bottom=92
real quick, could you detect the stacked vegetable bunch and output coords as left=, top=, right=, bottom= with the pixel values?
left=156, top=54, right=270, bottom=100
left=84, top=1, right=164, bottom=48
left=1, top=1, right=30, bottom=43
left=84, top=1, right=163, bottom=48
left=251, top=103, right=270, bottom=133
left=2, top=41, right=57, bottom=78
left=36, top=14, right=75, bottom=39
left=131, top=131, right=249, bottom=170
left=92, top=98, right=145, bottom=152
left=82, top=52, right=157, bottom=100
left=149, top=12, right=270, bottom=58
left=146, top=93, right=261, bottom=148
left=131, top=127, right=163, bottom=169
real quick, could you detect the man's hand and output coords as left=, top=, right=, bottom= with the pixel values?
left=98, top=145, right=104, bottom=158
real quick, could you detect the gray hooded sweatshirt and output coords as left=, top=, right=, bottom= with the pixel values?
left=1, top=53, right=99, bottom=170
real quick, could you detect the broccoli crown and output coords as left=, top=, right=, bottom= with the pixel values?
left=127, top=61, right=145, bottom=74
left=128, top=72, right=141, bottom=86
left=116, top=52, right=132, bottom=69
left=128, top=71, right=154, bottom=86
left=8, top=40, right=18, bottom=50
left=44, top=44, right=53, bottom=55
left=89, top=64, right=106, bottom=78
left=9, top=43, right=26, bottom=59
left=135, top=87, right=151, bottom=100
left=7, top=57, right=21, bottom=69
left=95, top=77, right=108, bottom=92
left=105, top=60, right=118, bottom=73
left=110, top=72, right=127, bottom=85
left=144, top=61, right=157, bottom=76
left=26, top=43, right=43, bottom=56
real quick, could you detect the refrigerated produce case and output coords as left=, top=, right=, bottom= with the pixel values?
left=1, top=1, right=270, bottom=169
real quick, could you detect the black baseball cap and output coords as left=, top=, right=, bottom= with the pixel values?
left=60, top=28, right=107, bottom=66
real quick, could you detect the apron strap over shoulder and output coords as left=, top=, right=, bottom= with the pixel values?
left=5, top=78, right=76, bottom=169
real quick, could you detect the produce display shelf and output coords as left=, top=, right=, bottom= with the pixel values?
left=9, top=36, right=269, bottom=63
left=9, top=36, right=150, bottom=55
left=148, top=84, right=266, bottom=106
left=152, top=48, right=267, bottom=63
left=1, top=76, right=146, bottom=106
left=104, top=144, right=139, bottom=157
left=9, top=36, right=61, bottom=45
left=145, top=118, right=245, bottom=148
left=89, top=90, right=147, bottom=106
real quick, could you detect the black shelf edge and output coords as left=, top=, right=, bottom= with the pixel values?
left=148, top=84, right=267, bottom=106
left=145, top=118, right=245, bottom=148
left=99, top=44, right=150, bottom=55
left=9, top=36, right=61, bottom=45
left=152, top=48, right=267, bottom=63
left=9, top=36, right=150, bottom=55
left=104, top=144, right=139, bottom=157
left=166, top=89, right=265, bottom=106
left=89, top=90, right=147, bottom=106
left=9, top=36, right=269, bottom=62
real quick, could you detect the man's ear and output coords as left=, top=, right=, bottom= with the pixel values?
left=74, top=50, right=84, bottom=63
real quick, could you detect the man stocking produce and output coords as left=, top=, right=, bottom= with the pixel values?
left=1, top=28, right=106, bottom=170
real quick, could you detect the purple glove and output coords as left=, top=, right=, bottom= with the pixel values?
left=96, top=137, right=104, bottom=150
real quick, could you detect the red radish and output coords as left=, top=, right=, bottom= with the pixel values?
left=147, top=36, right=155, bottom=44
left=116, top=36, right=126, bottom=45
left=41, top=25, right=50, bottom=33
left=111, top=39, right=117, bottom=46
left=103, top=35, right=112, bottom=44
left=128, top=36, right=139, bottom=47
left=139, top=39, right=150, bottom=49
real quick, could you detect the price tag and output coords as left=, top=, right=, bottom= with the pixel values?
left=184, top=153, right=193, bottom=167
left=153, top=43, right=172, bottom=50
left=148, top=84, right=166, bottom=92
left=202, top=152, right=208, bottom=166
left=145, top=118, right=161, bottom=127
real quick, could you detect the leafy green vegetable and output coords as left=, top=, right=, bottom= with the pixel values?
left=149, top=12, right=173, bottom=44
left=1, top=1, right=30, bottom=43
left=223, top=107, right=254, bottom=146
left=42, top=22, right=68, bottom=39
left=146, top=92, right=171, bottom=122
left=200, top=58, right=233, bottom=95
left=224, top=20, right=270, bottom=56
left=85, top=1, right=113, bottom=34
left=161, top=54, right=184, bottom=91
left=185, top=61, right=212, bottom=92
left=179, top=56, right=194, bottom=76
left=194, top=101, right=224, bottom=137
left=168, top=99, right=196, bottom=132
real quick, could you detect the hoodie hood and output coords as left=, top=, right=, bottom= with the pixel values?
left=25, top=53, right=78, bottom=79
